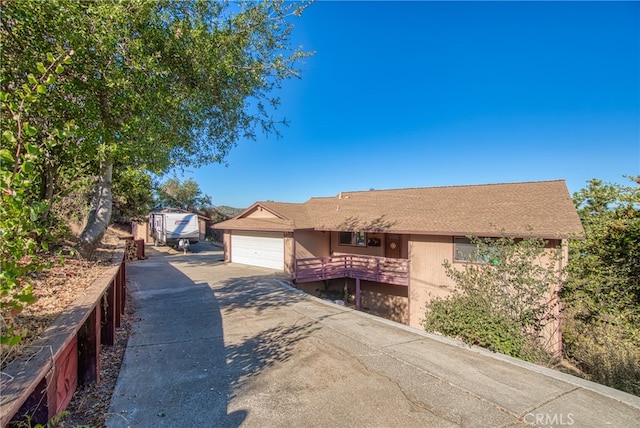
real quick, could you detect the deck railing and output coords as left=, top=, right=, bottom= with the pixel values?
left=295, top=254, right=409, bottom=286
left=0, top=251, right=127, bottom=427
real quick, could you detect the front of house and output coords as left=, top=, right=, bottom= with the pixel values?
left=214, top=180, right=584, bottom=350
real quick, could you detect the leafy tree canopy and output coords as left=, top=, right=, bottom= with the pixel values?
left=0, top=0, right=312, bottom=341
left=155, top=178, right=212, bottom=212
left=564, top=176, right=640, bottom=325
left=562, top=176, right=640, bottom=394
left=1, top=0, right=312, bottom=256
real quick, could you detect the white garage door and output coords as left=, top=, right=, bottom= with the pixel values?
left=231, top=231, right=284, bottom=270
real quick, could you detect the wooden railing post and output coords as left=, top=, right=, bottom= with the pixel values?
left=77, top=306, right=101, bottom=385
left=2, top=253, right=126, bottom=427
left=101, top=280, right=116, bottom=346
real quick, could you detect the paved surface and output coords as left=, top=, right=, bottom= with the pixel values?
left=106, top=245, right=640, bottom=428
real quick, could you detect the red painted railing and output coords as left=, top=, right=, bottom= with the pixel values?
left=0, top=252, right=127, bottom=427
left=295, top=254, right=409, bottom=286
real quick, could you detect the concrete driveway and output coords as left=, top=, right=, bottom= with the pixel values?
left=106, top=245, right=640, bottom=428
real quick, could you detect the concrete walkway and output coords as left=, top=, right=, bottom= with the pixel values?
left=106, top=245, right=640, bottom=428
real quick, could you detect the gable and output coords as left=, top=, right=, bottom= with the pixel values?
left=243, top=205, right=282, bottom=220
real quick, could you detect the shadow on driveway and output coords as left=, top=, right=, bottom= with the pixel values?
left=106, top=248, right=317, bottom=428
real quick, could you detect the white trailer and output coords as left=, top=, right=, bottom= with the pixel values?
left=149, top=212, right=199, bottom=247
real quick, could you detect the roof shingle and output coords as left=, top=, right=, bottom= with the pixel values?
left=214, top=180, right=584, bottom=239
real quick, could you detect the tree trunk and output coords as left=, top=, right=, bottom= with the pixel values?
left=79, top=163, right=113, bottom=259
left=40, top=163, right=58, bottom=222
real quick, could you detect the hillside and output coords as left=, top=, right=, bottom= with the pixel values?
left=214, top=205, right=245, bottom=219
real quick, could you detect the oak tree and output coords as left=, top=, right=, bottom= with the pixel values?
left=1, top=0, right=312, bottom=257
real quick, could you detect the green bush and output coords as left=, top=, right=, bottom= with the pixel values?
left=423, top=294, right=527, bottom=358
left=562, top=177, right=640, bottom=394
left=423, top=235, right=562, bottom=363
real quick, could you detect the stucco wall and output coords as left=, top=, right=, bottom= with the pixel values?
left=408, top=235, right=457, bottom=328
left=245, top=206, right=277, bottom=218
left=360, top=281, right=408, bottom=324
left=223, top=231, right=231, bottom=262
left=408, top=235, right=566, bottom=353
left=284, top=233, right=295, bottom=275
left=294, top=230, right=330, bottom=259
left=132, top=221, right=150, bottom=243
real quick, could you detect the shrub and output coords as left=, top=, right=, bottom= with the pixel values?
left=423, top=235, right=563, bottom=363
left=423, top=294, right=527, bottom=358
left=563, top=309, right=640, bottom=395
left=563, top=177, right=640, bottom=394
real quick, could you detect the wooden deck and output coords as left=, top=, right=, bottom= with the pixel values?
left=295, top=254, right=409, bottom=286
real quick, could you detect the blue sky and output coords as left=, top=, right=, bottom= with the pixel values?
left=184, top=1, right=639, bottom=209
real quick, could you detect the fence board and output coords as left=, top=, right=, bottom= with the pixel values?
left=0, top=252, right=125, bottom=427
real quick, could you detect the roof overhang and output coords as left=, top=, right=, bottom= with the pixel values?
left=312, top=227, right=584, bottom=240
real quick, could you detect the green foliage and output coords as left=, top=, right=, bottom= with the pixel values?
left=423, top=235, right=563, bottom=360
left=564, top=177, right=639, bottom=324
left=155, top=178, right=212, bottom=211
left=2, top=0, right=311, bottom=253
left=562, top=177, right=640, bottom=394
left=112, top=167, right=155, bottom=222
left=0, top=52, right=73, bottom=344
left=11, top=411, right=70, bottom=428
left=424, top=294, right=526, bottom=357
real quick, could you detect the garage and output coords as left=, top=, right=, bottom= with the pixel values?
left=231, top=231, right=284, bottom=270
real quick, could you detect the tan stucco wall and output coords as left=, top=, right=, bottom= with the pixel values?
left=294, top=230, right=330, bottom=259
left=284, top=233, right=294, bottom=275
left=223, top=231, right=231, bottom=262
left=360, top=281, right=408, bottom=324
left=542, top=239, right=566, bottom=354
left=245, top=206, right=278, bottom=218
left=408, top=235, right=457, bottom=328
left=408, top=235, right=566, bottom=353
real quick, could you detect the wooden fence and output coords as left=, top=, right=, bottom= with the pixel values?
left=0, top=252, right=126, bottom=427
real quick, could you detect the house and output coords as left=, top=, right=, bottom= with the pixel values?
left=213, top=180, right=584, bottom=349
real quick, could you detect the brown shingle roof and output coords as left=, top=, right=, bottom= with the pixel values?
left=214, top=180, right=584, bottom=239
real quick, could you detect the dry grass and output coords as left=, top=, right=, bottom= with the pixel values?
left=1, top=226, right=135, bottom=426
left=1, top=229, right=127, bottom=369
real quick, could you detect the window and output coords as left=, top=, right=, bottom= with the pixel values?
left=339, top=231, right=366, bottom=246
left=454, top=237, right=499, bottom=264
left=454, top=237, right=477, bottom=262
